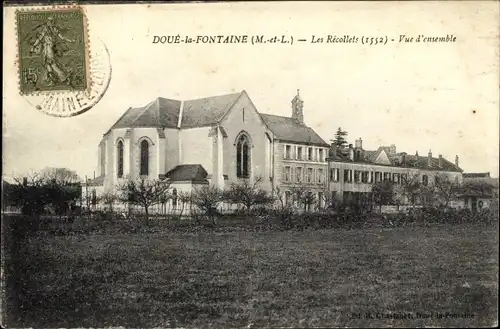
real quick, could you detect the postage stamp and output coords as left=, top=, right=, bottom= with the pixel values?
left=15, top=5, right=112, bottom=117
left=16, top=7, right=90, bottom=94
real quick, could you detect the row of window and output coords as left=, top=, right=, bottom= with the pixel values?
left=116, top=134, right=253, bottom=180
left=330, top=168, right=436, bottom=186
left=284, top=145, right=327, bottom=162
left=283, top=166, right=325, bottom=184
left=115, top=140, right=150, bottom=178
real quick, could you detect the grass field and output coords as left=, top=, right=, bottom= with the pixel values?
left=4, top=222, right=498, bottom=328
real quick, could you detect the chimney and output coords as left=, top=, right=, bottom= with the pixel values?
left=438, top=154, right=443, bottom=168
left=355, top=138, right=363, bottom=149
left=455, top=155, right=459, bottom=167
left=291, top=89, right=304, bottom=125
left=428, top=150, right=432, bottom=167
left=415, top=151, right=419, bottom=157
left=389, top=144, right=396, bottom=155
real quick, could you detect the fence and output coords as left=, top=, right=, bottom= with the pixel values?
left=82, top=200, right=247, bottom=216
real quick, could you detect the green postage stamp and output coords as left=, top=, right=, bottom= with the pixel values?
left=16, top=7, right=90, bottom=94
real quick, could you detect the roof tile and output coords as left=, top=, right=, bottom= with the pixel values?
left=166, top=165, right=209, bottom=183
left=260, top=113, right=328, bottom=146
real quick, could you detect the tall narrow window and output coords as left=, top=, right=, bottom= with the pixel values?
left=296, top=167, right=303, bottom=182
left=237, top=134, right=250, bottom=178
left=242, top=143, right=249, bottom=177
left=317, top=169, right=324, bottom=183
left=284, top=166, right=291, bottom=182
left=285, top=145, right=291, bottom=159
left=354, top=170, right=361, bottom=183
left=117, top=140, right=124, bottom=178
left=344, top=169, right=350, bottom=183
left=140, top=140, right=149, bottom=176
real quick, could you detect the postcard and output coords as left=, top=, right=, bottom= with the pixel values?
left=2, top=1, right=498, bottom=328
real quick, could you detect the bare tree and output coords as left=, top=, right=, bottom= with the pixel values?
left=273, top=186, right=287, bottom=212
left=10, top=169, right=81, bottom=216
left=272, top=186, right=295, bottom=225
left=117, top=177, right=171, bottom=220
left=98, top=192, right=119, bottom=212
left=289, top=184, right=317, bottom=212
left=13, top=170, right=47, bottom=187
left=41, top=167, right=81, bottom=185
left=372, top=179, right=394, bottom=212
left=191, top=185, right=224, bottom=224
left=395, top=170, right=422, bottom=208
left=224, top=176, right=273, bottom=213
left=317, top=186, right=332, bottom=212
left=431, top=173, right=461, bottom=208
left=176, top=191, right=192, bottom=218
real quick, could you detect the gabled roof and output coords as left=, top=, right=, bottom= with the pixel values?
left=108, top=92, right=242, bottom=133
left=329, top=146, right=462, bottom=172
left=401, top=154, right=461, bottom=172
left=260, top=113, right=328, bottom=146
left=166, top=165, right=209, bottom=183
left=109, top=98, right=181, bottom=132
left=107, top=90, right=328, bottom=146
left=181, top=92, right=242, bottom=128
left=459, top=180, right=496, bottom=197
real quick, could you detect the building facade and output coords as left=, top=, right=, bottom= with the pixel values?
left=460, top=172, right=499, bottom=212
left=327, top=139, right=464, bottom=207
left=83, top=90, right=329, bottom=210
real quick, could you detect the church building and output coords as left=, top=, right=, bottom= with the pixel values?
left=85, top=90, right=330, bottom=208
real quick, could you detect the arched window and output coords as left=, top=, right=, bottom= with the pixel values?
left=140, top=140, right=149, bottom=176
left=236, top=134, right=250, bottom=178
left=117, top=140, right=124, bottom=178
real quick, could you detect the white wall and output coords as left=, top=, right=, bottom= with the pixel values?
left=180, top=127, right=213, bottom=175
left=220, top=92, right=274, bottom=191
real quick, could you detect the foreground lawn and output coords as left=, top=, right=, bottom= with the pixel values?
left=4, top=223, right=498, bottom=328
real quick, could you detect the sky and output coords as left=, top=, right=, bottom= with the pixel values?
left=3, top=1, right=499, bottom=182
